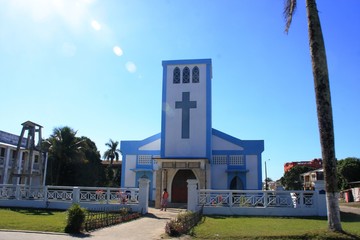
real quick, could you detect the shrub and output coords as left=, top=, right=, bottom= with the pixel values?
left=165, top=211, right=202, bottom=237
left=64, top=204, right=87, bottom=233
left=119, top=207, right=129, bottom=216
left=165, top=219, right=186, bottom=236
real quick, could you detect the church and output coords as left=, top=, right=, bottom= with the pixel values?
left=120, top=59, right=264, bottom=207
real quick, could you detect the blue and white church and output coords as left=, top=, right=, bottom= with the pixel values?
left=120, top=59, right=264, bottom=207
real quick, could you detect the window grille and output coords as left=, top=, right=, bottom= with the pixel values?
left=182, top=67, right=190, bottom=83
left=192, top=66, right=199, bottom=83
left=212, top=155, right=227, bottom=165
left=173, top=67, right=180, bottom=84
left=229, top=155, right=245, bottom=165
left=138, top=155, right=152, bottom=165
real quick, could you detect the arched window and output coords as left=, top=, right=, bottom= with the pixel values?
left=192, top=66, right=199, bottom=83
left=173, top=67, right=180, bottom=84
left=182, top=67, right=190, bottom=83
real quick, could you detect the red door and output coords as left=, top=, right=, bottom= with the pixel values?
left=171, top=170, right=196, bottom=203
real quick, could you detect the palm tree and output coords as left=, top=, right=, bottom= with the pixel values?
left=284, top=0, right=342, bottom=232
left=47, top=127, right=85, bottom=185
left=103, top=139, right=121, bottom=165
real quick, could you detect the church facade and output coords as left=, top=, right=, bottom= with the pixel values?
left=120, top=59, right=264, bottom=206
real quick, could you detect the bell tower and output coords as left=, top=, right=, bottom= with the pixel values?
left=160, top=59, right=212, bottom=159
left=8, top=121, right=45, bottom=186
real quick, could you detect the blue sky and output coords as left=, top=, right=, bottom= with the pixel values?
left=1, top=0, right=359, bottom=181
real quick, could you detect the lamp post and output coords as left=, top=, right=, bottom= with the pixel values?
left=265, top=159, right=269, bottom=190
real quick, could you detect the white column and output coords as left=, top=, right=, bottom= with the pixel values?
left=3, top=148, right=11, bottom=184
left=187, top=179, right=199, bottom=212
left=138, top=178, right=150, bottom=214
left=73, top=187, right=80, bottom=203
left=17, top=150, right=23, bottom=185
left=314, top=180, right=327, bottom=216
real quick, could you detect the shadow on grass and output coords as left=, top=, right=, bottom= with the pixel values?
left=340, top=231, right=360, bottom=240
left=9, top=208, right=55, bottom=216
left=247, top=232, right=360, bottom=240
left=206, top=215, right=328, bottom=220
left=206, top=213, right=359, bottom=221
left=341, top=212, right=360, bottom=223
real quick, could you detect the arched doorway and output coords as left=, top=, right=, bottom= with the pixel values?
left=171, top=169, right=196, bottom=203
left=230, top=176, right=243, bottom=190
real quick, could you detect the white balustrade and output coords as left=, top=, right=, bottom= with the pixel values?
left=0, top=177, right=150, bottom=213
left=0, top=184, right=140, bottom=209
left=198, top=189, right=315, bottom=209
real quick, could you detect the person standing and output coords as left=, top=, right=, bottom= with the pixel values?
left=160, top=188, right=169, bottom=211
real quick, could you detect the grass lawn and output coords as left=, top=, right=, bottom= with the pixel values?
left=1, top=208, right=359, bottom=239
left=192, top=212, right=360, bottom=239
left=0, top=208, right=67, bottom=233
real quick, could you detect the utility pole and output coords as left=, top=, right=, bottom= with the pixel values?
left=265, top=160, right=268, bottom=190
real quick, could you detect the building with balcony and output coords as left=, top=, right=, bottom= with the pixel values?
left=300, top=168, right=324, bottom=190
left=0, top=129, right=44, bottom=186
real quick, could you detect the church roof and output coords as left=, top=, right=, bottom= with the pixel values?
left=120, top=129, right=264, bottom=155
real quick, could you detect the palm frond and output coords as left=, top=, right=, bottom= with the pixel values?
left=284, top=0, right=297, bottom=34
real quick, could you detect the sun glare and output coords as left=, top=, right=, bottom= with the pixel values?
left=91, top=20, right=101, bottom=31
left=7, top=0, right=96, bottom=31
left=126, top=62, right=137, bottom=73
left=113, top=46, right=123, bottom=56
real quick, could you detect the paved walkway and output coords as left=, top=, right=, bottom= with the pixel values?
left=0, top=207, right=186, bottom=240
left=340, top=205, right=360, bottom=215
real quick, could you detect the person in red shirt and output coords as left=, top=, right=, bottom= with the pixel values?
left=160, top=188, right=169, bottom=211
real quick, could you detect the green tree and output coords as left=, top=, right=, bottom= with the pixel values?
left=337, top=157, right=360, bottom=190
left=76, top=137, right=106, bottom=186
left=46, top=127, right=85, bottom=185
left=264, top=177, right=273, bottom=190
left=45, top=127, right=107, bottom=186
left=280, top=165, right=314, bottom=190
left=284, top=0, right=342, bottom=232
left=104, top=166, right=121, bottom=187
left=103, top=139, right=121, bottom=165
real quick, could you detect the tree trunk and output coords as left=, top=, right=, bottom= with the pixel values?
left=305, top=0, right=342, bottom=232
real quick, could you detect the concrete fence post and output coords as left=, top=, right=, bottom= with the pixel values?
left=187, top=179, right=199, bottom=212
left=138, top=178, right=150, bottom=214
left=15, top=185, right=20, bottom=200
left=106, top=188, right=111, bottom=204
left=44, top=185, right=48, bottom=202
left=73, top=187, right=80, bottom=204
left=229, top=191, right=233, bottom=206
left=264, top=191, right=268, bottom=207
left=314, top=180, right=327, bottom=216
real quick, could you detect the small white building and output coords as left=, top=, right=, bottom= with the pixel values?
left=120, top=59, right=264, bottom=207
